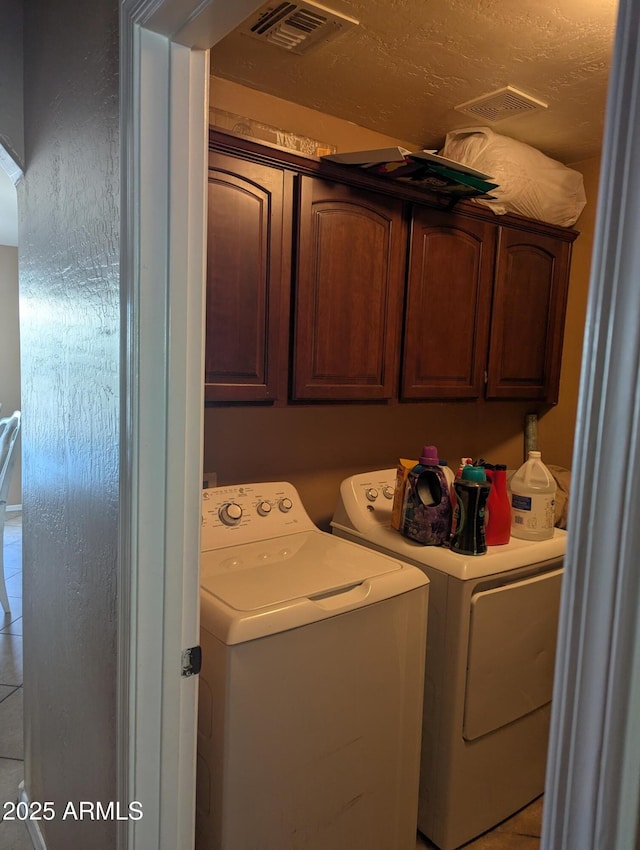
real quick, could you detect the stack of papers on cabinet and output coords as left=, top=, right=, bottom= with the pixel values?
left=322, top=147, right=499, bottom=199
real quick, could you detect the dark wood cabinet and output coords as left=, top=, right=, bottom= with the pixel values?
left=206, top=129, right=578, bottom=406
left=487, top=228, right=572, bottom=403
left=402, top=208, right=574, bottom=404
left=402, top=208, right=495, bottom=400
left=291, top=177, right=407, bottom=401
left=204, top=151, right=291, bottom=403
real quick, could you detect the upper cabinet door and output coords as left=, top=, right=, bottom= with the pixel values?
left=292, top=177, right=407, bottom=401
left=487, top=228, right=572, bottom=403
left=204, top=152, right=291, bottom=403
left=401, top=208, right=496, bottom=400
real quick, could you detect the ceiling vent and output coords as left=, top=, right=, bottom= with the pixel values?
left=241, top=1, right=359, bottom=55
left=455, top=86, right=548, bottom=123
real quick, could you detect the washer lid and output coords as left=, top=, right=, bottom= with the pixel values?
left=200, top=529, right=403, bottom=611
left=199, top=529, right=428, bottom=644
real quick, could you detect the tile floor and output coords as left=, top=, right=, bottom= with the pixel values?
left=416, top=795, right=543, bottom=849
left=0, top=512, right=30, bottom=850
left=0, top=514, right=542, bottom=850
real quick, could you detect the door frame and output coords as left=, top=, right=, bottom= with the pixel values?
left=542, top=0, right=640, bottom=847
left=118, top=2, right=263, bottom=848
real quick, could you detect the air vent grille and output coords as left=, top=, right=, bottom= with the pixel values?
left=455, top=86, right=548, bottom=123
left=242, top=1, right=358, bottom=54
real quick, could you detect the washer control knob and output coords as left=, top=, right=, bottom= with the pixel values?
left=365, top=488, right=379, bottom=502
left=278, top=497, right=293, bottom=513
left=219, top=502, right=243, bottom=526
left=257, top=501, right=272, bottom=517
left=382, top=485, right=395, bottom=500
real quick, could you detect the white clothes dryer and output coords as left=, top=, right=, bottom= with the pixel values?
left=196, top=481, right=429, bottom=850
left=331, top=469, right=566, bottom=850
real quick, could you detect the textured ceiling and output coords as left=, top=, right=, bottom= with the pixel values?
left=210, top=0, right=618, bottom=163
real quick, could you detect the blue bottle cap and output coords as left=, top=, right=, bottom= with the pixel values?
left=462, top=465, right=486, bottom=482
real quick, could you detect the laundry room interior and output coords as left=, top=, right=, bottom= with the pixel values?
left=203, top=3, right=605, bottom=531
left=195, top=2, right=614, bottom=849
left=1, top=1, right=626, bottom=849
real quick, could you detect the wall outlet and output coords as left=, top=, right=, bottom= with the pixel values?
left=202, top=471, right=217, bottom=489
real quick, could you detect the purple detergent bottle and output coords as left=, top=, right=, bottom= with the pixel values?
left=401, top=445, right=452, bottom=545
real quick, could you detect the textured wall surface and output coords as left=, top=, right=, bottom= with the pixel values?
left=0, top=0, right=24, bottom=169
left=19, top=1, right=120, bottom=847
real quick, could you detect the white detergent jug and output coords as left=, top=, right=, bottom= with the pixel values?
left=510, top=450, right=557, bottom=541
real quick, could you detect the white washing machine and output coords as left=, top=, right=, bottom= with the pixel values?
left=331, top=469, right=566, bottom=850
left=196, top=481, right=430, bottom=850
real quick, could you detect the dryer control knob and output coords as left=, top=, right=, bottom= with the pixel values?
left=219, top=502, right=243, bottom=526
left=257, top=501, right=272, bottom=517
left=278, top=497, right=293, bottom=513
left=365, top=488, right=379, bottom=502
left=382, top=485, right=395, bottom=500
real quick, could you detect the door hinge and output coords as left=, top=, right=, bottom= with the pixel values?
left=484, top=370, right=488, bottom=384
left=181, top=645, right=202, bottom=677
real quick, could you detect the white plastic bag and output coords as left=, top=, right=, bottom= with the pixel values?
left=441, top=127, right=586, bottom=227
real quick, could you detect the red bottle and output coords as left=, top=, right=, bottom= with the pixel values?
left=484, top=464, right=511, bottom=546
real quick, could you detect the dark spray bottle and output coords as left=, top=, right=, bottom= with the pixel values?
left=450, top=465, right=491, bottom=556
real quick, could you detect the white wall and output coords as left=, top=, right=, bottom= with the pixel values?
left=0, top=244, right=21, bottom=506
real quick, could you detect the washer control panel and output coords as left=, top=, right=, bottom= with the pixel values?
left=201, top=481, right=315, bottom=550
left=363, top=483, right=395, bottom=503
left=334, top=470, right=398, bottom=531
left=353, top=472, right=397, bottom=509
